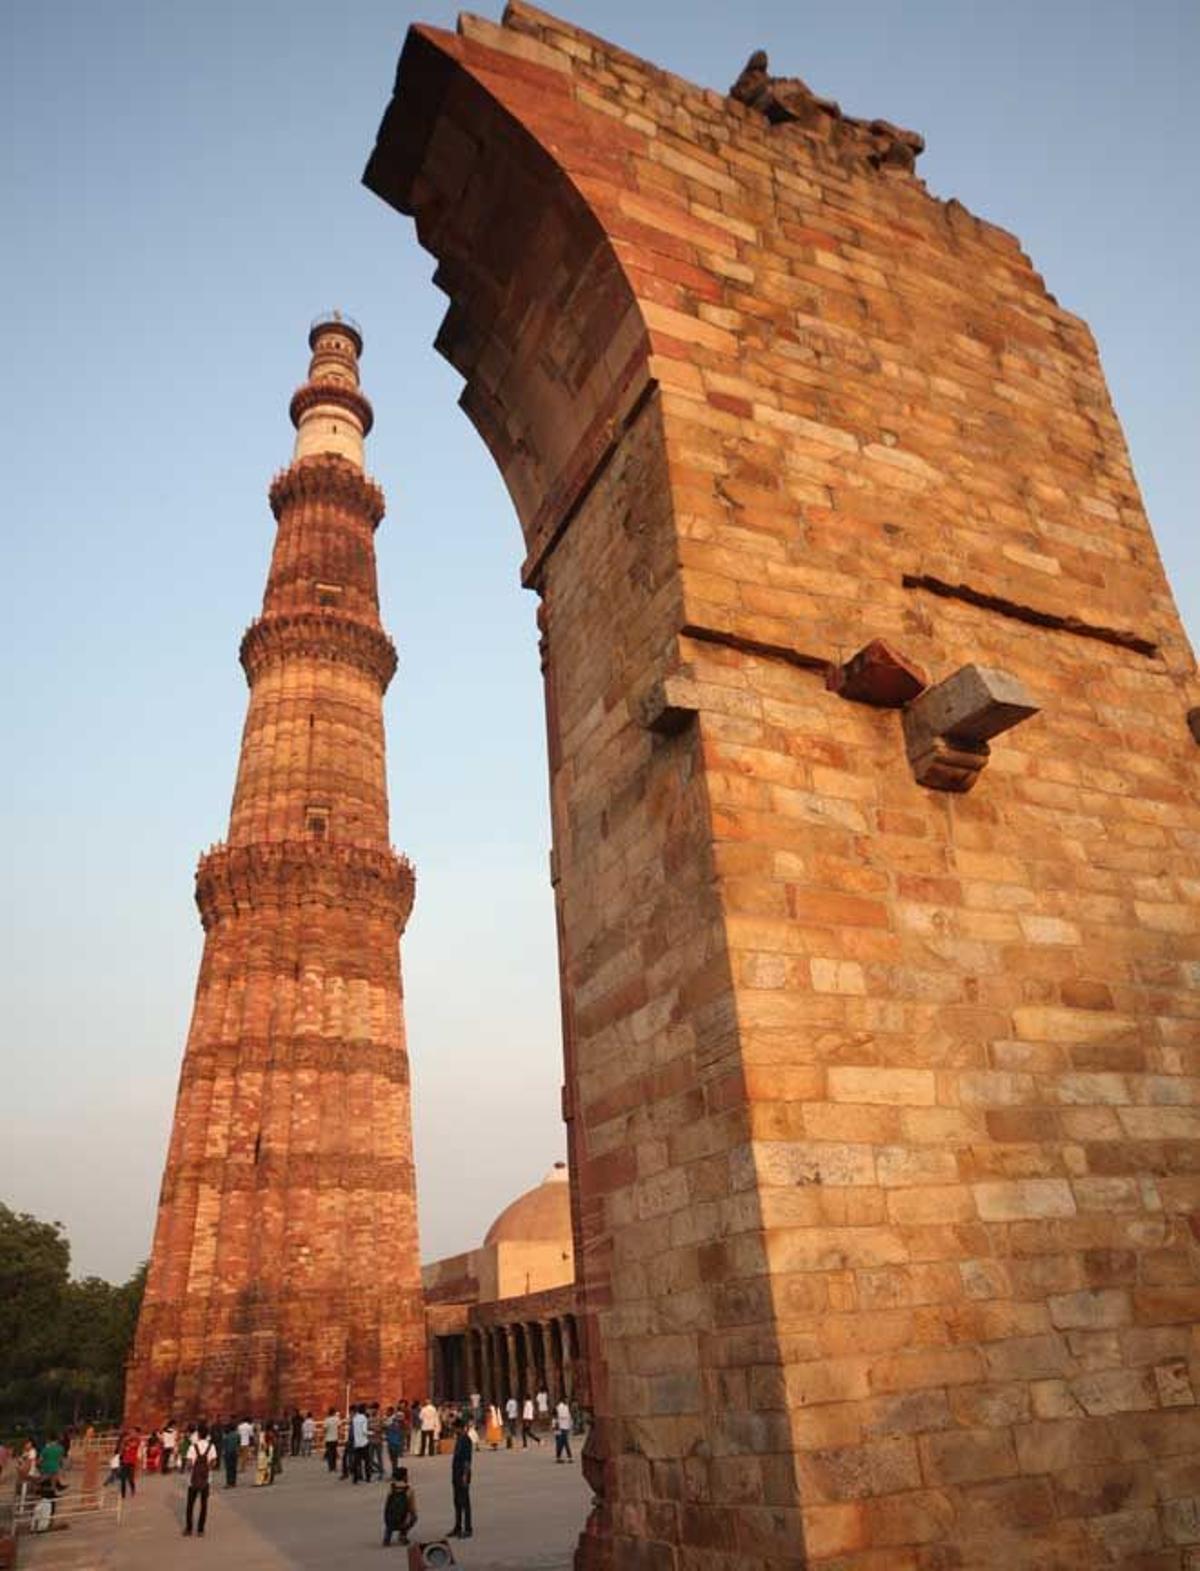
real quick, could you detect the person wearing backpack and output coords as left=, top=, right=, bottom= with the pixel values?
left=183, top=1423, right=217, bottom=1537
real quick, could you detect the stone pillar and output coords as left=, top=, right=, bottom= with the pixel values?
left=522, top=1322, right=536, bottom=1393
left=515, top=1323, right=529, bottom=1396
left=366, top=9, right=1200, bottom=1570
left=560, top=1317, right=574, bottom=1403
left=463, top=1331, right=476, bottom=1400
left=543, top=1318, right=561, bottom=1399
left=503, top=1325, right=518, bottom=1403
left=432, top=1338, right=445, bottom=1402
left=540, top=1319, right=559, bottom=1395
left=471, top=1332, right=483, bottom=1407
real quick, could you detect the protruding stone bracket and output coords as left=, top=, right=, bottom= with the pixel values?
left=827, top=639, right=927, bottom=708
left=638, top=671, right=703, bottom=736
left=903, top=664, right=1039, bottom=793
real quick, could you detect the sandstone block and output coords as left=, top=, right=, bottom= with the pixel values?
left=973, top=1179, right=1077, bottom=1221
left=1048, top=1288, right=1132, bottom=1330
left=828, top=1067, right=937, bottom=1106
left=920, top=1426, right=1019, bottom=1487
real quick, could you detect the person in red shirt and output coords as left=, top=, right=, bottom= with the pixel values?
left=117, top=1428, right=141, bottom=1499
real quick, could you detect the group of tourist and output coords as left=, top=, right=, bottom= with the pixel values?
left=112, top=1415, right=291, bottom=1495
left=7, top=1389, right=584, bottom=1547
left=488, top=1392, right=578, bottom=1462
left=1, top=1430, right=74, bottom=1527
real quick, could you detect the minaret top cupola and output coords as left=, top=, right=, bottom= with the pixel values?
left=289, top=311, right=375, bottom=467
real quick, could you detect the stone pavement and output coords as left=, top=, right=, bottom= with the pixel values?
left=21, top=1445, right=590, bottom=1570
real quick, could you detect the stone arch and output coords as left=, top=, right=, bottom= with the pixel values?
left=365, top=18, right=654, bottom=585
left=364, top=9, right=1200, bottom=1571
left=365, top=17, right=751, bottom=1568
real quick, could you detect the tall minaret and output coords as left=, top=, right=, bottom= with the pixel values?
left=126, top=316, right=425, bottom=1424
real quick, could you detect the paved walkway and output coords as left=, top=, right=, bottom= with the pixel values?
left=21, top=1443, right=590, bottom=1570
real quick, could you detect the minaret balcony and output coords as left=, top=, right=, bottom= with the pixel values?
left=269, top=453, right=386, bottom=526
left=288, top=380, right=374, bottom=436
left=195, top=839, right=415, bottom=932
left=239, top=609, right=398, bottom=691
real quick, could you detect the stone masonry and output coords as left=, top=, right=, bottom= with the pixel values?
left=365, top=8, right=1200, bottom=1567
left=125, top=319, right=425, bottom=1425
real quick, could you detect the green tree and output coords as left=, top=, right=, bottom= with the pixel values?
left=0, top=1205, right=70, bottom=1427
left=0, top=1204, right=146, bottom=1434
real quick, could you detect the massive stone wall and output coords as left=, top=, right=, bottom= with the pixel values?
left=366, top=7, right=1200, bottom=1566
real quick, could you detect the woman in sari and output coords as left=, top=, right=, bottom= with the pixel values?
left=255, top=1427, right=274, bottom=1487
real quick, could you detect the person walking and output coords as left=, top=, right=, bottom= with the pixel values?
left=351, top=1405, right=370, bottom=1484
left=37, top=1436, right=65, bottom=1493
left=254, top=1428, right=274, bottom=1487
left=554, top=1397, right=574, bottom=1463
left=301, top=1412, right=315, bottom=1458
left=503, top=1395, right=518, bottom=1449
left=368, top=1404, right=384, bottom=1481
left=521, top=1396, right=542, bottom=1448
left=448, top=1419, right=473, bottom=1540
left=385, top=1409, right=404, bottom=1478
left=485, top=1404, right=503, bottom=1450
left=117, top=1428, right=141, bottom=1499
left=221, top=1425, right=239, bottom=1488
left=322, top=1409, right=340, bottom=1473
left=159, top=1421, right=177, bottom=1475
left=267, top=1424, right=283, bottom=1482
left=341, top=1411, right=354, bottom=1479
left=418, top=1399, right=439, bottom=1459
left=183, top=1423, right=217, bottom=1537
left=236, top=1417, right=252, bottom=1474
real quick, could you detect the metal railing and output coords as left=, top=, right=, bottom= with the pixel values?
left=9, top=1441, right=125, bottom=1545
left=309, top=310, right=363, bottom=346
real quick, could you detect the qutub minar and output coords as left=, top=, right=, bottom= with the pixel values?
left=125, top=316, right=425, bottom=1424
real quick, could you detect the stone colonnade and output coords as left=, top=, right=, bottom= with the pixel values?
left=450, top=1312, right=581, bottom=1405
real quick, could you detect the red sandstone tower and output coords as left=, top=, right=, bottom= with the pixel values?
left=125, top=316, right=425, bottom=1425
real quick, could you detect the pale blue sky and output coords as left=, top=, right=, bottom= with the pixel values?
left=1, top=0, right=1195, bottom=1281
